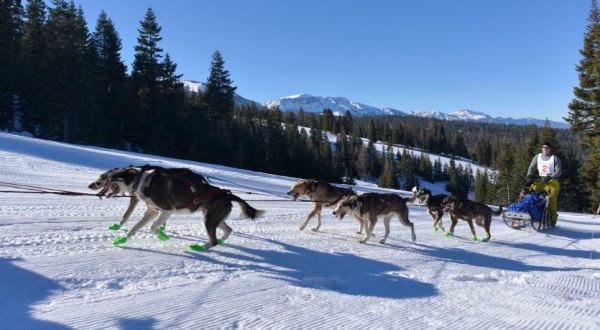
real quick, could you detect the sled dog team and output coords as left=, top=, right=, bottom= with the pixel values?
left=89, top=165, right=503, bottom=250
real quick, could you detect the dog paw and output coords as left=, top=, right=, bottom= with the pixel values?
left=157, top=230, right=170, bottom=241
left=311, top=228, right=319, bottom=232
left=108, top=224, right=121, bottom=231
left=112, top=236, right=128, bottom=246
left=189, top=243, right=205, bottom=252
left=379, top=239, right=386, bottom=244
left=359, top=239, right=366, bottom=244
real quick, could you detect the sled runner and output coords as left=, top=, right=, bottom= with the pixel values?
left=502, top=190, right=553, bottom=231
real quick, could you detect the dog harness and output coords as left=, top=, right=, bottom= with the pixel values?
left=176, top=187, right=229, bottom=210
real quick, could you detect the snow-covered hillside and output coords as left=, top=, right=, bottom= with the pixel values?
left=308, top=127, right=487, bottom=176
left=265, top=93, right=406, bottom=117
left=1, top=132, right=598, bottom=329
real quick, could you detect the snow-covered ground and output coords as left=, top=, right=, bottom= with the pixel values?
left=1, top=132, right=599, bottom=329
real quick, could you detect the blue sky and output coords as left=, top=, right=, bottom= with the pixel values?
left=71, top=0, right=589, bottom=122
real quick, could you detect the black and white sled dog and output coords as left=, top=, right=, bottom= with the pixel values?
left=89, top=165, right=264, bottom=250
left=413, top=186, right=448, bottom=231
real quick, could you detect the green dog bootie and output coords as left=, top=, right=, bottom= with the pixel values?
left=157, top=227, right=170, bottom=241
left=433, top=226, right=439, bottom=232
left=189, top=243, right=205, bottom=252
left=481, top=236, right=490, bottom=242
left=189, top=239, right=224, bottom=252
left=470, top=235, right=478, bottom=241
left=444, top=231, right=454, bottom=237
left=112, top=236, right=128, bottom=246
left=108, top=224, right=121, bottom=231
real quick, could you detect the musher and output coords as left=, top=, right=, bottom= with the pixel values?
left=525, top=143, right=561, bottom=225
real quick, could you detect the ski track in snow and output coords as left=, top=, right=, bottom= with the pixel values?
left=0, top=132, right=599, bottom=329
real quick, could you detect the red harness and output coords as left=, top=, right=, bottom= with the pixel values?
left=176, top=186, right=229, bottom=210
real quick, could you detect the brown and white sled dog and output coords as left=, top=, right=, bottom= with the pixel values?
left=286, top=179, right=362, bottom=232
left=88, top=165, right=209, bottom=231
left=332, top=193, right=416, bottom=244
left=90, top=166, right=264, bottom=249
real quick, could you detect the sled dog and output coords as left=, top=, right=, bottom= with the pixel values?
left=332, top=193, right=416, bottom=244
left=286, top=179, right=366, bottom=233
left=441, top=196, right=503, bottom=241
left=88, top=165, right=210, bottom=230
left=413, top=186, right=448, bottom=231
left=90, top=165, right=264, bottom=249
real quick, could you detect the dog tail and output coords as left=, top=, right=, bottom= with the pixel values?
left=229, top=194, right=265, bottom=220
left=491, top=205, right=503, bottom=216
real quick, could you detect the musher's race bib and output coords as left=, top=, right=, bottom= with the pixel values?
left=537, top=154, right=555, bottom=177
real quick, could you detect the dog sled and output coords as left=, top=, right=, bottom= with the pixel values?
left=502, top=190, right=554, bottom=231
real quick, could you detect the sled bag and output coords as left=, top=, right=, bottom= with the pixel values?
left=506, top=193, right=546, bottom=221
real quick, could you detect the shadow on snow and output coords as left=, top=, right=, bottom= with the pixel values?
left=0, top=257, right=71, bottom=329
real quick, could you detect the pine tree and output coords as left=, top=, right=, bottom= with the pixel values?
left=0, top=0, right=23, bottom=130
left=343, top=110, right=353, bottom=133
left=566, top=0, right=600, bottom=139
left=379, top=147, right=399, bottom=189
left=558, top=151, right=589, bottom=211
left=131, top=8, right=163, bottom=86
left=433, top=157, right=443, bottom=181
left=398, top=150, right=417, bottom=190
left=525, top=125, right=539, bottom=155
left=44, top=0, right=93, bottom=141
left=567, top=0, right=600, bottom=211
left=20, top=0, right=46, bottom=134
left=474, top=169, right=489, bottom=203
left=203, top=50, right=236, bottom=162
left=452, top=133, right=469, bottom=158
left=510, top=145, right=530, bottom=200
left=91, top=10, right=127, bottom=146
left=367, top=119, right=377, bottom=143
left=446, top=155, right=467, bottom=198
left=494, top=144, right=513, bottom=205
left=321, top=108, right=334, bottom=132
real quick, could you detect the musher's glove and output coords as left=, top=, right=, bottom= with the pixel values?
left=542, top=176, right=551, bottom=184
left=525, top=175, right=535, bottom=186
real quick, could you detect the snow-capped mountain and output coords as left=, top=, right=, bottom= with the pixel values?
left=265, top=94, right=406, bottom=117
left=408, top=109, right=569, bottom=129
left=182, top=80, right=263, bottom=108
left=183, top=80, right=568, bottom=128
